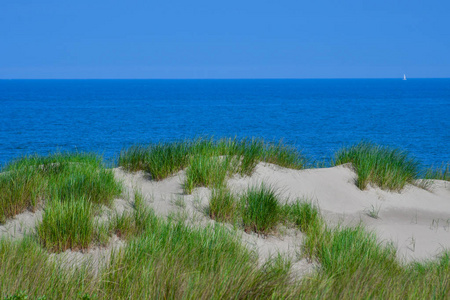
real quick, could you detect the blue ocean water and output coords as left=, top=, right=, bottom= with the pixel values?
left=0, top=79, right=449, bottom=168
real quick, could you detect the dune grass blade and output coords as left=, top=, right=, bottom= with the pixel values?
left=209, top=186, right=238, bottom=222
left=300, top=210, right=450, bottom=299
left=183, top=155, right=237, bottom=194
left=3, top=152, right=103, bottom=173
left=37, top=197, right=95, bottom=252
left=0, top=237, right=98, bottom=298
left=241, top=184, right=280, bottom=233
left=282, top=200, right=322, bottom=233
left=48, top=165, right=122, bottom=207
left=109, top=209, right=154, bottom=240
left=334, top=141, right=419, bottom=191
left=102, top=219, right=296, bottom=298
left=0, top=152, right=122, bottom=223
left=117, top=145, right=150, bottom=172
left=424, top=163, right=450, bottom=181
left=110, top=192, right=155, bottom=240
left=144, top=142, right=191, bottom=180
left=0, top=167, right=44, bottom=223
left=118, top=142, right=190, bottom=180
left=118, top=137, right=306, bottom=181
left=261, top=140, right=305, bottom=170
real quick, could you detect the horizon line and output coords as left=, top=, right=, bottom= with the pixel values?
left=1, top=77, right=449, bottom=80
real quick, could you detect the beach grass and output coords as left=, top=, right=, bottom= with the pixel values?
left=0, top=215, right=299, bottom=299
left=101, top=219, right=293, bottom=298
left=241, top=183, right=281, bottom=234
left=333, top=141, right=419, bottom=191
left=183, top=155, right=238, bottom=194
left=3, top=152, right=103, bottom=172
left=0, top=236, right=99, bottom=299
left=208, top=186, right=239, bottom=223
left=47, top=164, right=122, bottom=207
left=1, top=140, right=450, bottom=298
left=109, top=208, right=154, bottom=241
left=424, top=163, right=450, bottom=181
left=0, top=152, right=122, bottom=223
left=109, top=190, right=154, bottom=240
left=118, top=137, right=305, bottom=181
left=299, top=212, right=450, bottom=298
left=208, top=185, right=322, bottom=235
left=1, top=199, right=449, bottom=298
left=37, top=197, right=96, bottom=252
left=281, top=199, right=322, bottom=233
left=0, top=166, right=44, bottom=223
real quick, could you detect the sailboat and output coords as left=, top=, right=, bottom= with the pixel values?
left=403, top=74, right=407, bottom=80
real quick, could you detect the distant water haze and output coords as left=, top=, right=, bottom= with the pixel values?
left=0, top=79, right=449, bottom=168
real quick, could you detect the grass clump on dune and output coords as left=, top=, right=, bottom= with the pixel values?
left=209, top=186, right=239, bottom=223
left=1, top=197, right=449, bottom=298
left=183, top=155, right=238, bottom=194
left=37, top=197, right=96, bottom=252
left=0, top=152, right=122, bottom=223
left=333, top=141, right=419, bottom=191
left=110, top=190, right=154, bottom=240
left=0, top=167, right=44, bottom=223
left=301, top=227, right=450, bottom=298
left=0, top=236, right=99, bottom=299
left=118, top=142, right=191, bottom=180
left=294, top=202, right=450, bottom=298
left=47, top=164, right=121, bottom=207
left=424, top=163, right=450, bottom=181
left=241, top=184, right=281, bottom=234
left=118, top=141, right=192, bottom=180
left=1, top=215, right=300, bottom=298
left=209, top=184, right=320, bottom=234
left=281, top=199, right=322, bottom=233
left=101, top=219, right=294, bottom=298
left=118, top=137, right=305, bottom=182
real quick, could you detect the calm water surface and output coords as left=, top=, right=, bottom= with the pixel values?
left=1, top=79, right=449, bottom=168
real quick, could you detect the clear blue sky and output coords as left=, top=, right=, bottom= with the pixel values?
left=1, top=0, right=449, bottom=79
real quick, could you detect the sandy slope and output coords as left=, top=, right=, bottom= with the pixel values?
left=113, top=168, right=313, bottom=274
left=114, top=163, right=450, bottom=263
left=227, top=163, right=450, bottom=262
left=1, top=163, right=449, bottom=271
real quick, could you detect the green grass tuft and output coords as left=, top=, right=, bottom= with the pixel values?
left=48, top=165, right=122, bottom=207
left=0, top=167, right=44, bottom=223
left=424, top=163, right=450, bottom=181
left=183, top=155, right=238, bottom=194
left=241, top=184, right=280, bottom=234
left=118, top=137, right=305, bottom=181
left=0, top=236, right=98, bottom=298
left=209, top=186, right=239, bottom=223
left=0, top=152, right=122, bottom=223
left=1, top=202, right=449, bottom=299
left=282, top=200, right=322, bottom=233
left=118, top=141, right=191, bottom=179
left=101, top=219, right=295, bottom=298
left=299, top=208, right=450, bottom=298
left=333, top=141, right=419, bottom=191
left=110, top=190, right=155, bottom=240
left=37, top=197, right=96, bottom=252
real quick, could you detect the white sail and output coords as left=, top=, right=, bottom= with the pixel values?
left=403, top=74, right=407, bottom=80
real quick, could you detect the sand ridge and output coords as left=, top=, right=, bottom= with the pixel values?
left=1, top=163, right=449, bottom=269
left=227, top=163, right=450, bottom=262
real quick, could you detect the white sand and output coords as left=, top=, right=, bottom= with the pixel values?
left=1, top=163, right=449, bottom=273
left=227, top=163, right=450, bottom=262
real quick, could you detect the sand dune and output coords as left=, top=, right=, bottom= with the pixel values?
left=1, top=163, right=449, bottom=267
left=227, top=163, right=450, bottom=261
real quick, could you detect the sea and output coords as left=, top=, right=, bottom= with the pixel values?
left=0, top=79, right=449, bottom=169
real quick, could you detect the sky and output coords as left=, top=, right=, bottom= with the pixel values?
left=1, top=0, right=449, bottom=79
